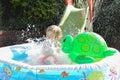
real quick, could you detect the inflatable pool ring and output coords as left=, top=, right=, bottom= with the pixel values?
left=0, top=41, right=119, bottom=80
left=61, top=32, right=116, bottom=64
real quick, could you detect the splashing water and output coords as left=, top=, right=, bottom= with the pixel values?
left=20, top=37, right=72, bottom=65
left=15, top=24, right=42, bottom=45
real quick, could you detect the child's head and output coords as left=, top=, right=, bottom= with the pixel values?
left=46, top=25, right=62, bottom=41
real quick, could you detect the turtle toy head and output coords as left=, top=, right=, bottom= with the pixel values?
left=61, top=35, right=73, bottom=53
left=61, top=32, right=117, bottom=64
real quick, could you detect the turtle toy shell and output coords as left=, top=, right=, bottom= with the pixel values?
left=61, top=32, right=116, bottom=64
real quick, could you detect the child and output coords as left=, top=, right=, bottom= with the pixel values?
left=40, top=25, right=71, bottom=65
left=46, top=25, right=62, bottom=42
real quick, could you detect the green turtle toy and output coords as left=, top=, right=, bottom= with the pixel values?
left=61, top=32, right=117, bottom=64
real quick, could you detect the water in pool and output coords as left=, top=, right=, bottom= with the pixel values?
left=10, top=37, right=72, bottom=65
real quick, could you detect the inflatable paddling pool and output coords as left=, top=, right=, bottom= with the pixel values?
left=0, top=0, right=119, bottom=79
left=0, top=43, right=120, bottom=80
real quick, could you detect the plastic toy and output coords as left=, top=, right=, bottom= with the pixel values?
left=61, top=32, right=116, bottom=64
left=59, top=2, right=85, bottom=36
left=10, top=46, right=28, bottom=61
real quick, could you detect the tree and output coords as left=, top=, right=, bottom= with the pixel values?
left=93, top=0, right=120, bottom=50
left=0, top=0, right=65, bottom=32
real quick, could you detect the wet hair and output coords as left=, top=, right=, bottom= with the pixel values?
left=46, top=25, right=62, bottom=41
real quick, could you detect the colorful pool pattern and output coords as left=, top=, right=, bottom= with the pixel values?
left=0, top=43, right=119, bottom=80
left=0, top=62, right=120, bottom=80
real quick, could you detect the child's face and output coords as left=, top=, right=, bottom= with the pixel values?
left=46, top=30, right=56, bottom=40
left=46, top=25, right=62, bottom=41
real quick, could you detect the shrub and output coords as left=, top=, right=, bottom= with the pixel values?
left=93, top=0, right=120, bottom=50
left=0, top=0, right=65, bottom=32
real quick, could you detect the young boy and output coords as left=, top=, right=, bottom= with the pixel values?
left=46, top=25, right=62, bottom=42
left=40, top=25, right=71, bottom=65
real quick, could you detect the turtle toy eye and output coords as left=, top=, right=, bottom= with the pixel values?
left=63, top=38, right=66, bottom=42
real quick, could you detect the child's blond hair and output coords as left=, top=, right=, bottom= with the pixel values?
left=46, top=25, right=62, bottom=42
